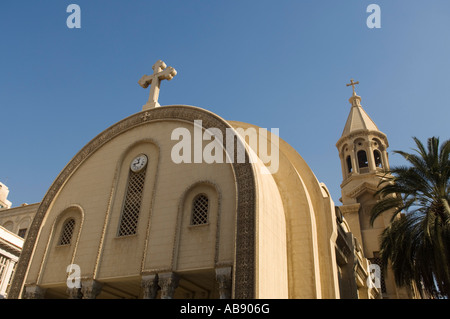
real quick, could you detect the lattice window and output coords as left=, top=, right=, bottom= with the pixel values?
left=118, top=169, right=146, bottom=236
left=370, top=254, right=387, bottom=293
left=191, top=194, right=209, bottom=225
left=58, top=218, right=75, bottom=246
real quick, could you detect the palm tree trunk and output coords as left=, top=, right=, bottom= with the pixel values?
left=441, top=198, right=450, bottom=220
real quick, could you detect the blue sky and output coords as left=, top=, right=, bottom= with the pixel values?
left=1, top=1, right=449, bottom=207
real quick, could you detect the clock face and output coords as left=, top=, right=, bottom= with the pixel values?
left=130, top=154, right=148, bottom=172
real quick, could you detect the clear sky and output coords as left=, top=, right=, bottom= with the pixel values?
left=1, top=0, right=449, bottom=207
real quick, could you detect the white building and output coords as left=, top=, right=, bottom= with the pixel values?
left=0, top=183, right=12, bottom=210
left=0, top=182, right=37, bottom=298
left=0, top=225, right=23, bottom=298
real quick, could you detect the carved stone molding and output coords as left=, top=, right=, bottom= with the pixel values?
left=141, top=274, right=159, bottom=299
left=9, top=105, right=256, bottom=299
left=81, top=279, right=103, bottom=299
left=23, top=285, right=46, bottom=299
left=339, top=203, right=361, bottom=216
left=158, top=272, right=179, bottom=299
left=336, top=130, right=387, bottom=149
left=346, top=181, right=379, bottom=199
left=67, top=287, right=82, bottom=299
left=215, top=267, right=232, bottom=299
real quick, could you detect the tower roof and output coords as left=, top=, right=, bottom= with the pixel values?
left=341, top=93, right=379, bottom=137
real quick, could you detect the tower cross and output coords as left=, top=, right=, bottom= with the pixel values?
left=138, top=60, right=177, bottom=110
left=346, top=79, right=359, bottom=95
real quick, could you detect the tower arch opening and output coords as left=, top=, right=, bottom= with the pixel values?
left=357, top=150, right=368, bottom=170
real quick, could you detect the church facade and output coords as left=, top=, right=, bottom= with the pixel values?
left=4, top=62, right=409, bottom=299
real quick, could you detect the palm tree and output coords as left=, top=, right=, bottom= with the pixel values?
left=370, top=136, right=450, bottom=298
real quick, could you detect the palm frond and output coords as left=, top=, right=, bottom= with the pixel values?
left=370, top=136, right=450, bottom=298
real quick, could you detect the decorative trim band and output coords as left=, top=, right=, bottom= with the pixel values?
left=9, top=105, right=256, bottom=299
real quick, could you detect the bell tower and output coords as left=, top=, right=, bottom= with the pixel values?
left=337, top=79, right=390, bottom=202
left=336, top=80, right=410, bottom=298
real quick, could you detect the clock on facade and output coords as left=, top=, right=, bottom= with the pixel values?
left=130, top=154, right=148, bottom=172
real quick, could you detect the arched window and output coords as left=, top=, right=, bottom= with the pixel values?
left=58, top=218, right=76, bottom=246
left=117, top=155, right=148, bottom=236
left=357, top=150, right=368, bottom=168
left=346, top=156, right=353, bottom=173
left=374, top=150, right=383, bottom=168
left=191, top=194, right=209, bottom=225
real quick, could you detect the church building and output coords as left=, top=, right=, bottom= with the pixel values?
left=4, top=61, right=411, bottom=299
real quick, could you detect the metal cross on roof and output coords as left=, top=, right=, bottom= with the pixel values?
left=346, top=79, right=359, bottom=96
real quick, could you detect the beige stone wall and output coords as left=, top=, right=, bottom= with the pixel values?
left=230, top=121, right=340, bottom=299
left=25, top=120, right=237, bottom=288
left=0, top=203, right=39, bottom=239
left=252, top=150, right=288, bottom=298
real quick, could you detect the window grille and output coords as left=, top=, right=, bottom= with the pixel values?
left=191, top=194, right=209, bottom=225
left=118, top=169, right=146, bottom=236
left=370, top=255, right=387, bottom=293
left=58, top=219, right=76, bottom=246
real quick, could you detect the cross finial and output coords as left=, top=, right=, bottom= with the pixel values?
left=346, top=79, right=359, bottom=96
left=138, top=60, right=177, bottom=110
